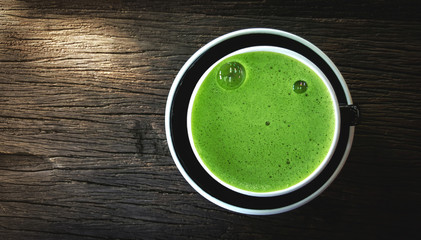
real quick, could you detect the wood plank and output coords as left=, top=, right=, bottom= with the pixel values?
left=0, top=0, right=420, bottom=239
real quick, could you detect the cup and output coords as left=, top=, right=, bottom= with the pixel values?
left=166, top=28, right=358, bottom=214
left=187, top=46, right=341, bottom=197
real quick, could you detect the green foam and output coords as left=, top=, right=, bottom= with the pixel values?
left=191, top=51, right=336, bottom=193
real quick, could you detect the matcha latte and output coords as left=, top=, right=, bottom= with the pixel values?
left=188, top=47, right=339, bottom=196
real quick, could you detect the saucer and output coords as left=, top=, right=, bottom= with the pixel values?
left=165, top=28, right=355, bottom=215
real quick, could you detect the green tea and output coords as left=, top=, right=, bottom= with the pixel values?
left=190, top=51, right=336, bottom=193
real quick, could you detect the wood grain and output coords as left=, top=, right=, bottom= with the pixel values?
left=1, top=0, right=420, bottom=239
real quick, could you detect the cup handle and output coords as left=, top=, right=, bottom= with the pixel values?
left=340, top=104, right=360, bottom=126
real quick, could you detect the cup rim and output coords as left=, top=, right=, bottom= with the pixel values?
left=186, top=46, right=341, bottom=197
left=165, top=28, right=354, bottom=215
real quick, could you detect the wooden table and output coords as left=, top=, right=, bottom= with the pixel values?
left=1, top=1, right=420, bottom=239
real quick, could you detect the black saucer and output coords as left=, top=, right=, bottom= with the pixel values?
left=166, top=29, right=354, bottom=214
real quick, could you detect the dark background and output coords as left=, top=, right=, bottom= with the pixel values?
left=1, top=0, right=420, bottom=239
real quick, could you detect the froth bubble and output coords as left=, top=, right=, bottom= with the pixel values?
left=217, top=62, right=245, bottom=90
left=293, top=80, right=308, bottom=94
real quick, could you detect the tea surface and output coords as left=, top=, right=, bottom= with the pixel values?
left=191, top=51, right=336, bottom=193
